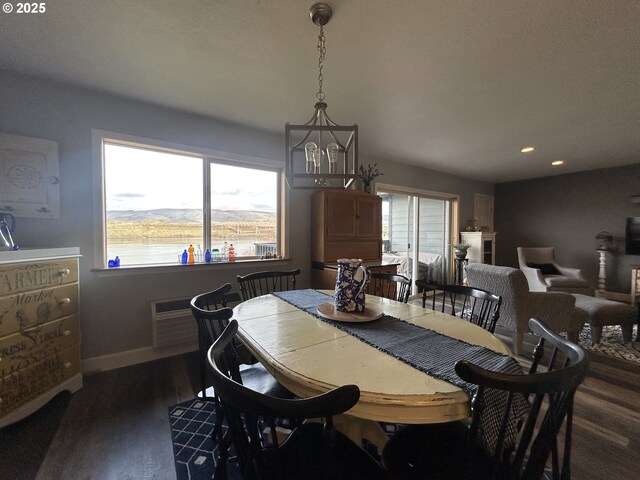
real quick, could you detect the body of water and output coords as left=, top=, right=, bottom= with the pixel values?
left=107, top=239, right=275, bottom=266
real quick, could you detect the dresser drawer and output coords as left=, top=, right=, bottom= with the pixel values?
left=0, top=283, right=78, bottom=338
left=0, top=314, right=79, bottom=378
left=0, top=343, right=80, bottom=417
left=0, top=258, right=78, bottom=297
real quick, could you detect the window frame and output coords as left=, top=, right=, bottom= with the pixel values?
left=92, top=129, right=286, bottom=270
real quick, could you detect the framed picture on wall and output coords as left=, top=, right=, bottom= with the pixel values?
left=0, top=132, right=60, bottom=218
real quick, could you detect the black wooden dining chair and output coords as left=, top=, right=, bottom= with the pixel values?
left=237, top=268, right=301, bottom=301
left=382, top=317, right=588, bottom=480
left=191, top=283, right=233, bottom=398
left=207, top=320, right=388, bottom=480
left=430, top=284, right=502, bottom=333
left=415, top=278, right=440, bottom=309
left=369, top=272, right=412, bottom=303
left=190, top=283, right=292, bottom=399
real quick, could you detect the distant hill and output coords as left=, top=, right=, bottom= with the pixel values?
left=107, top=208, right=276, bottom=223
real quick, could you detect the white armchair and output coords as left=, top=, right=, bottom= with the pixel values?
left=517, top=247, right=594, bottom=296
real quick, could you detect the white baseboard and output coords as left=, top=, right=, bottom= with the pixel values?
left=81, top=342, right=198, bottom=374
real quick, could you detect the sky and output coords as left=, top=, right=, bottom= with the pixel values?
left=104, top=143, right=277, bottom=212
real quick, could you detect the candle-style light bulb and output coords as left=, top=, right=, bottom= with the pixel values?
left=326, top=143, right=339, bottom=174
left=313, top=147, right=323, bottom=174
left=305, top=142, right=317, bottom=174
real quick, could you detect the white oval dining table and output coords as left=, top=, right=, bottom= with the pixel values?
left=232, top=291, right=511, bottom=449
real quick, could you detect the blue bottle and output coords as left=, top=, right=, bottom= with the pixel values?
left=181, top=250, right=188, bottom=264
left=114, top=256, right=120, bottom=267
left=204, top=249, right=212, bottom=263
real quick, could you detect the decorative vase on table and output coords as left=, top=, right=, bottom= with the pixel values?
left=455, top=249, right=467, bottom=259
left=335, top=258, right=370, bottom=312
left=363, top=184, right=372, bottom=193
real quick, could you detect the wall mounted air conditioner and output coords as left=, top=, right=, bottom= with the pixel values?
left=151, top=292, right=241, bottom=349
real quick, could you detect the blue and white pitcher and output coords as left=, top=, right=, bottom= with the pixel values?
left=335, top=258, right=370, bottom=312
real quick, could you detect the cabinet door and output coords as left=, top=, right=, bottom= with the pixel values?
left=325, top=194, right=357, bottom=239
left=356, top=196, right=381, bottom=238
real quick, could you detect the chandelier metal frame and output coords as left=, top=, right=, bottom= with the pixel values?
left=285, top=3, right=358, bottom=189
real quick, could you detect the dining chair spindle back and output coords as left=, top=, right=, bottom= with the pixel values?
left=237, top=269, right=301, bottom=301
left=370, top=272, right=412, bottom=303
left=429, top=284, right=502, bottom=334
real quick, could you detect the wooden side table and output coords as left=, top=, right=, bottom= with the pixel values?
left=454, top=258, right=468, bottom=286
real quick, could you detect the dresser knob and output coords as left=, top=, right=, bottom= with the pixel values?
left=64, top=362, right=72, bottom=368
left=59, top=268, right=71, bottom=276
left=59, top=298, right=71, bottom=306
left=63, top=330, right=72, bottom=336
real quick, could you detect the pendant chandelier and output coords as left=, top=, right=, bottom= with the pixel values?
left=285, top=3, right=358, bottom=189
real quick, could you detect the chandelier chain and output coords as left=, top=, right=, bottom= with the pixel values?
left=316, top=25, right=326, bottom=102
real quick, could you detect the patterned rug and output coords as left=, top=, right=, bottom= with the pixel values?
left=578, top=324, right=640, bottom=364
left=168, top=398, right=240, bottom=480
left=168, top=398, right=398, bottom=480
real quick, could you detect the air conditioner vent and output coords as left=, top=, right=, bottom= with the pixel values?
left=154, top=298, right=192, bottom=314
left=151, top=291, right=242, bottom=349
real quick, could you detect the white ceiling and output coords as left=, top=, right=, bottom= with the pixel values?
left=1, top=0, right=639, bottom=183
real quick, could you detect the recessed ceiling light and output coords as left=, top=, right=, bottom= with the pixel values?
left=520, top=146, right=535, bottom=153
left=551, top=160, right=564, bottom=166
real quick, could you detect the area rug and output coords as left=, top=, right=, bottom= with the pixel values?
left=168, top=398, right=239, bottom=480
left=578, top=324, right=640, bottom=364
left=168, top=398, right=398, bottom=480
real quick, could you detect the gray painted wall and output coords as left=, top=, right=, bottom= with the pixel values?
left=495, top=163, right=640, bottom=293
left=0, top=70, right=493, bottom=362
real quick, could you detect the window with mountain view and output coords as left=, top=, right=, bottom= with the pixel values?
left=103, top=141, right=279, bottom=266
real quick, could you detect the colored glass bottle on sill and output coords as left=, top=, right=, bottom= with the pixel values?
left=181, top=250, right=188, bottom=264
left=196, top=244, right=202, bottom=263
left=228, top=243, right=236, bottom=262
left=188, top=244, right=195, bottom=264
left=204, top=249, right=211, bottom=263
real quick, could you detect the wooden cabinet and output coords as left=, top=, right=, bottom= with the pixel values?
left=0, top=248, right=82, bottom=427
left=312, top=189, right=382, bottom=263
left=460, top=232, right=496, bottom=265
left=312, top=189, right=392, bottom=289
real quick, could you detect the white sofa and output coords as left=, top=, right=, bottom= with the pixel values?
left=382, top=251, right=442, bottom=284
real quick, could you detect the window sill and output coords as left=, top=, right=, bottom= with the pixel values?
left=92, top=257, right=293, bottom=277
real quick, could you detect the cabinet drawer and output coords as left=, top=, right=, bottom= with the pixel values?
left=324, top=240, right=381, bottom=263
left=0, top=314, right=79, bottom=378
left=0, top=283, right=78, bottom=338
left=0, top=258, right=78, bottom=297
left=0, top=343, right=80, bottom=417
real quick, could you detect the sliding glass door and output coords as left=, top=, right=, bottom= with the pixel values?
left=380, top=189, right=452, bottom=290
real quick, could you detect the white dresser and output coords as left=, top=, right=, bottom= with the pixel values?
left=0, top=248, right=82, bottom=428
left=460, top=232, right=496, bottom=265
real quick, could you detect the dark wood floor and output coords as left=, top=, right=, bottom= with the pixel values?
left=1, top=347, right=639, bottom=480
